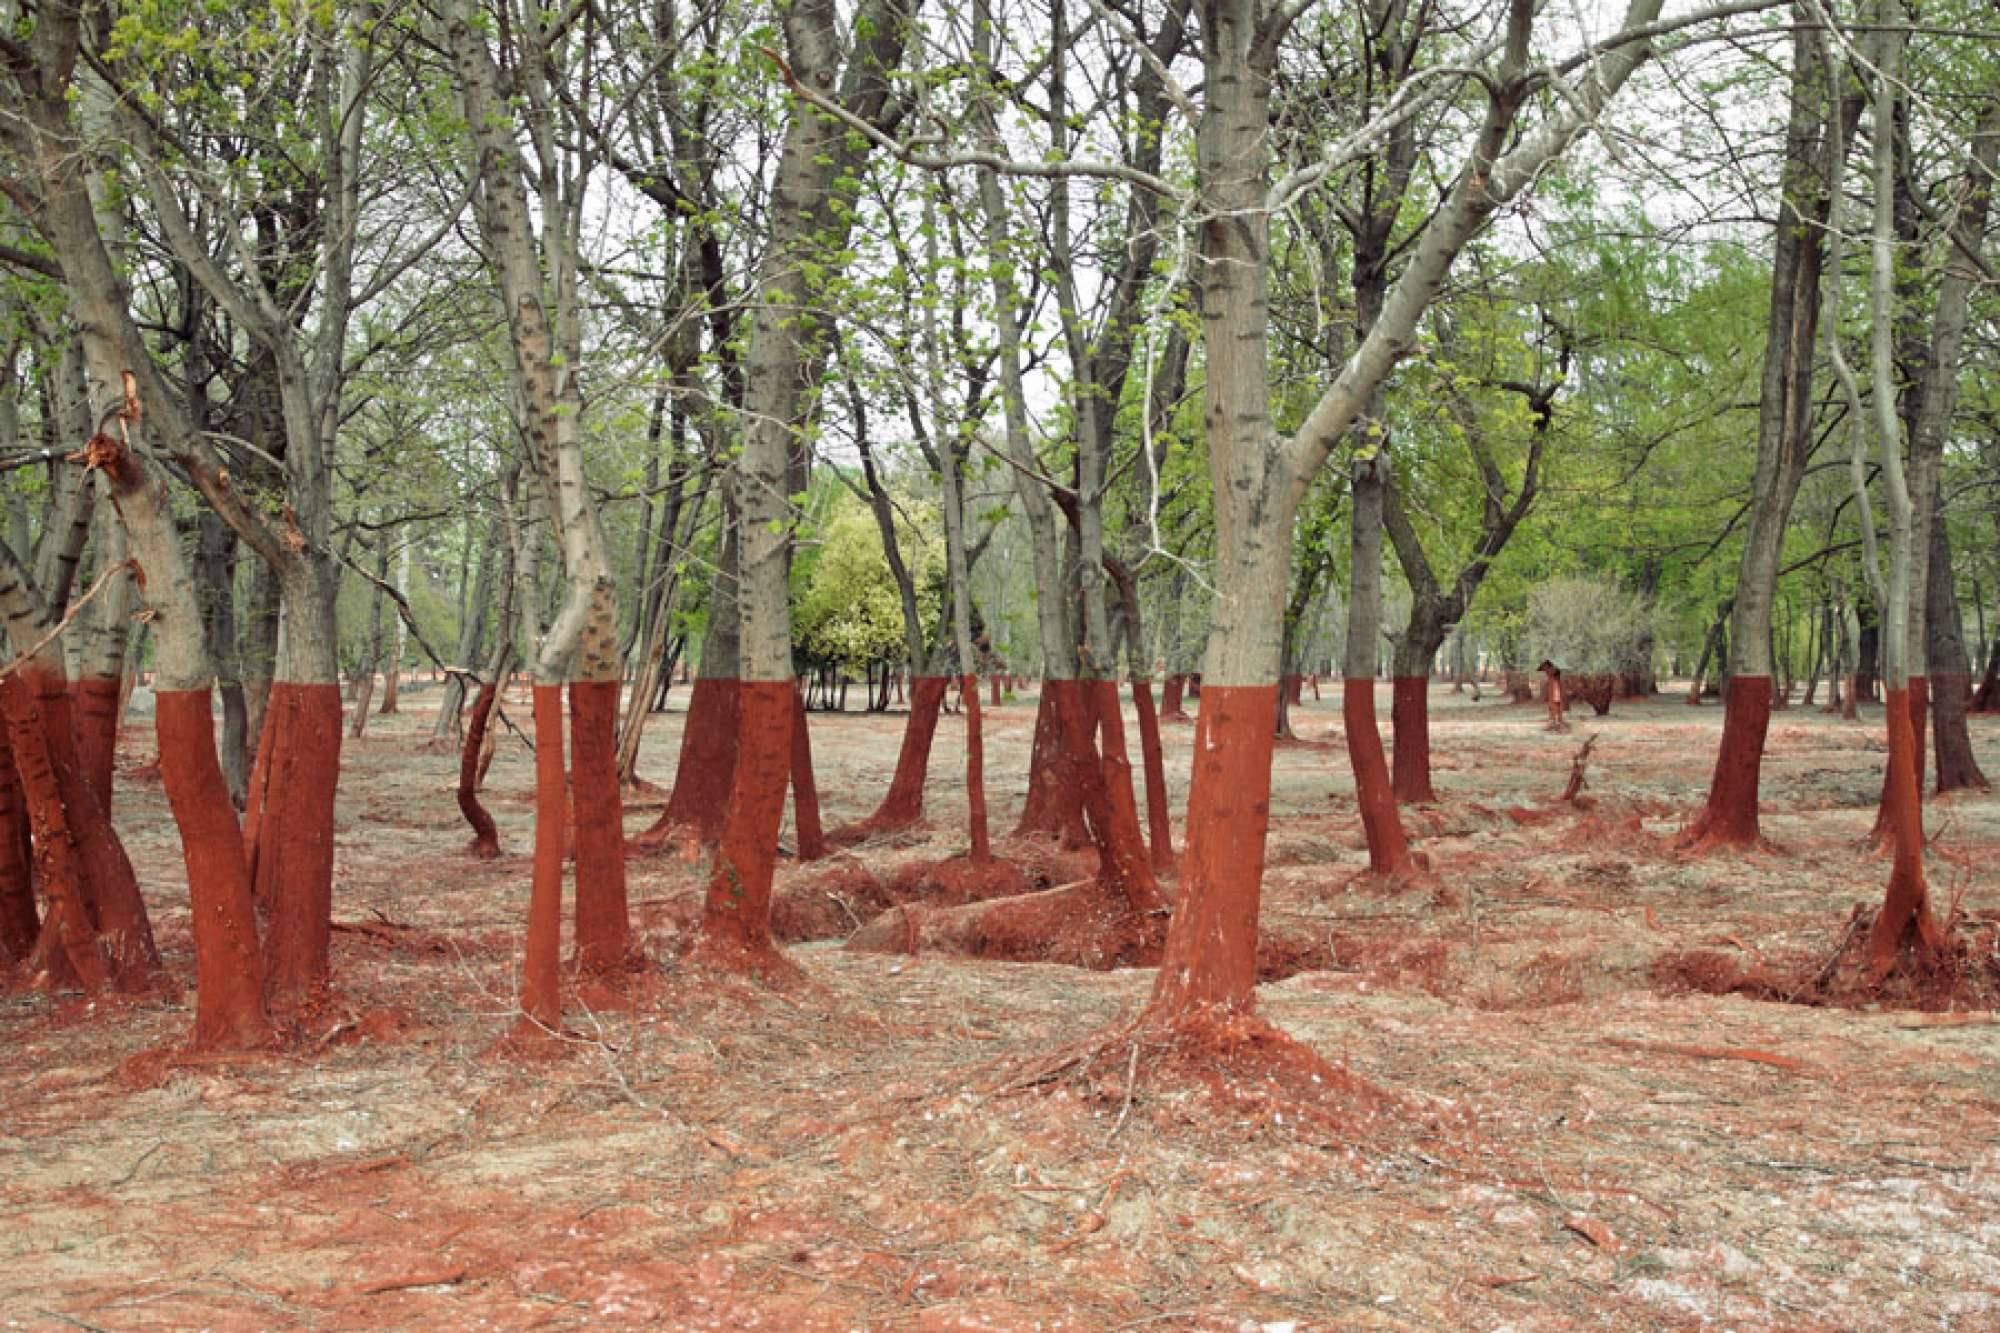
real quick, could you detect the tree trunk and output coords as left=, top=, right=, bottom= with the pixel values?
left=0, top=715, right=33, bottom=964
left=1014, top=684, right=1090, bottom=847
left=696, top=0, right=909, bottom=970
left=379, top=534, right=409, bottom=714
left=83, top=419, right=270, bottom=1045
left=634, top=518, right=740, bottom=849
left=1344, top=457, right=1416, bottom=875
left=70, top=499, right=131, bottom=814
left=431, top=512, right=505, bottom=747
left=348, top=527, right=389, bottom=739
left=458, top=665, right=506, bottom=859
left=195, top=514, right=249, bottom=804
left=1683, top=18, right=1834, bottom=851
left=789, top=687, right=826, bottom=861
left=830, top=676, right=949, bottom=843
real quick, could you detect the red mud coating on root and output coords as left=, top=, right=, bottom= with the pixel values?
left=1146, top=685, right=1277, bottom=1018
left=959, top=675, right=990, bottom=863
left=520, top=685, right=566, bottom=1033
left=0, top=716, right=36, bottom=961
left=253, top=683, right=342, bottom=1013
left=1679, top=675, right=1773, bottom=852
left=458, top=679, right=503, bottom=859
left=831, top=675, right=950, bottom=844
left=1867, top=686, right=1946, bottom=978
left=567, top=681, right=632, bottom=975
left=1345, top=678, right=1416, bottom=877
left=1872, top=678, right=1928, bottom=844
left=35, top=670, right=158, bottom=983
left=155, top=689, right=271, bottom=1050
left=698, top=680, right=793, bottom=964
left=789, top=688, right=827, bottom=862
left=635, top=675, right=739, bottom=850
left=70, top=675, right=122, bottom=812
left=1390, top=676, right=1436, bottom=805
left=1131, top=678, right=1173, bottom=871
left=1014, top=686, right=1090, bottom=849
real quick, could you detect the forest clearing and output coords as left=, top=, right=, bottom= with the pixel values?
left=2, top=680, right=1994, bottom=1329
left=2, top=0, right=2000, bottom=1327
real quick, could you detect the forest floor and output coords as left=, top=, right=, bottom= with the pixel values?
left=2, top=681, right=1998, bottom=1330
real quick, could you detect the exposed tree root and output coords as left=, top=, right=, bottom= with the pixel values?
left=1652, top=900, right=2000, bottom=1013
left=987, top=1007, right=1457, bottom=1146
left=846, top=879, right=1167, bottom=971
left=680, top=932, right=809, bottom=989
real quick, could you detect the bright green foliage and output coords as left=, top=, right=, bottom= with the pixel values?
left=792, top=489, right=942, bottom=671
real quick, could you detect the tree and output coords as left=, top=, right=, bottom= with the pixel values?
left=1149, top=0, right=1695, bottom=1023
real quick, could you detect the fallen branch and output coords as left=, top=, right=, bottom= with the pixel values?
left=1604, top=1037, right=1812, bottom=1072
left=356, top=1268, right=468, bottom=1296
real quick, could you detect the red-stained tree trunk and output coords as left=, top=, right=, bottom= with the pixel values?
left=1683, top=20, right=1840, bottom=851
left=1347, top=677, right=1414, bottom=875
left=520, top=685, right=565, bottom=1031
left=1868, top=687, right=1945, bottom=973
left=0, top=719, right=35, bottom=963
left=960, top=676, right=991, bottom=863
left=91, top=415, right=272, bottom=1048
left=691, top=0, right=909, bottom=970
left=1683, top=675, right=1774, bottom=851
left=451, top=1, right=635, bottom=1020
left=1389, top=677, right=1433, bottom=804
left=1344, top=458, right=1418, bottom=877
left=698, top=681, right=792, bottom=966
left=1132, top=679, right=1174, bottom=872
left=790, top=688, right=827, bottom=861
left=245, top=678, right=342, bottom=1007
left=1144, top=0, right=1663, bottom=1025
left=1080, top=679, right=1168, bottom=912
left=568, top=680, right=631, bottom=974
left=3, top=674, right=104, bottom=992
left=1870, top=682, right=1927, bottom=843
left=1159, top=673, right=1189, bottom=721
left=634, top=526, right=740, bottom=851
left=830, top=675, right=949, bottom=844
left=1013, top=684, right=1090, bottom=847
left=459, top=673, right=504, bottom=859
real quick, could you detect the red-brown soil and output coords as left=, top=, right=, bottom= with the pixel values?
left=1, top=682, right=1996, bottom=1326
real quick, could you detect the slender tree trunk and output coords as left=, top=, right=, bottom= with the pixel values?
left=379, top=534, right=408, bottom=714
left=1683, top=16, right=1835, bottom=852
left=433, top=511, right=505, bottom=747
left=1345, top=457, right=1416, bottom=875
left=349, top=527, right=389, bottom=739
